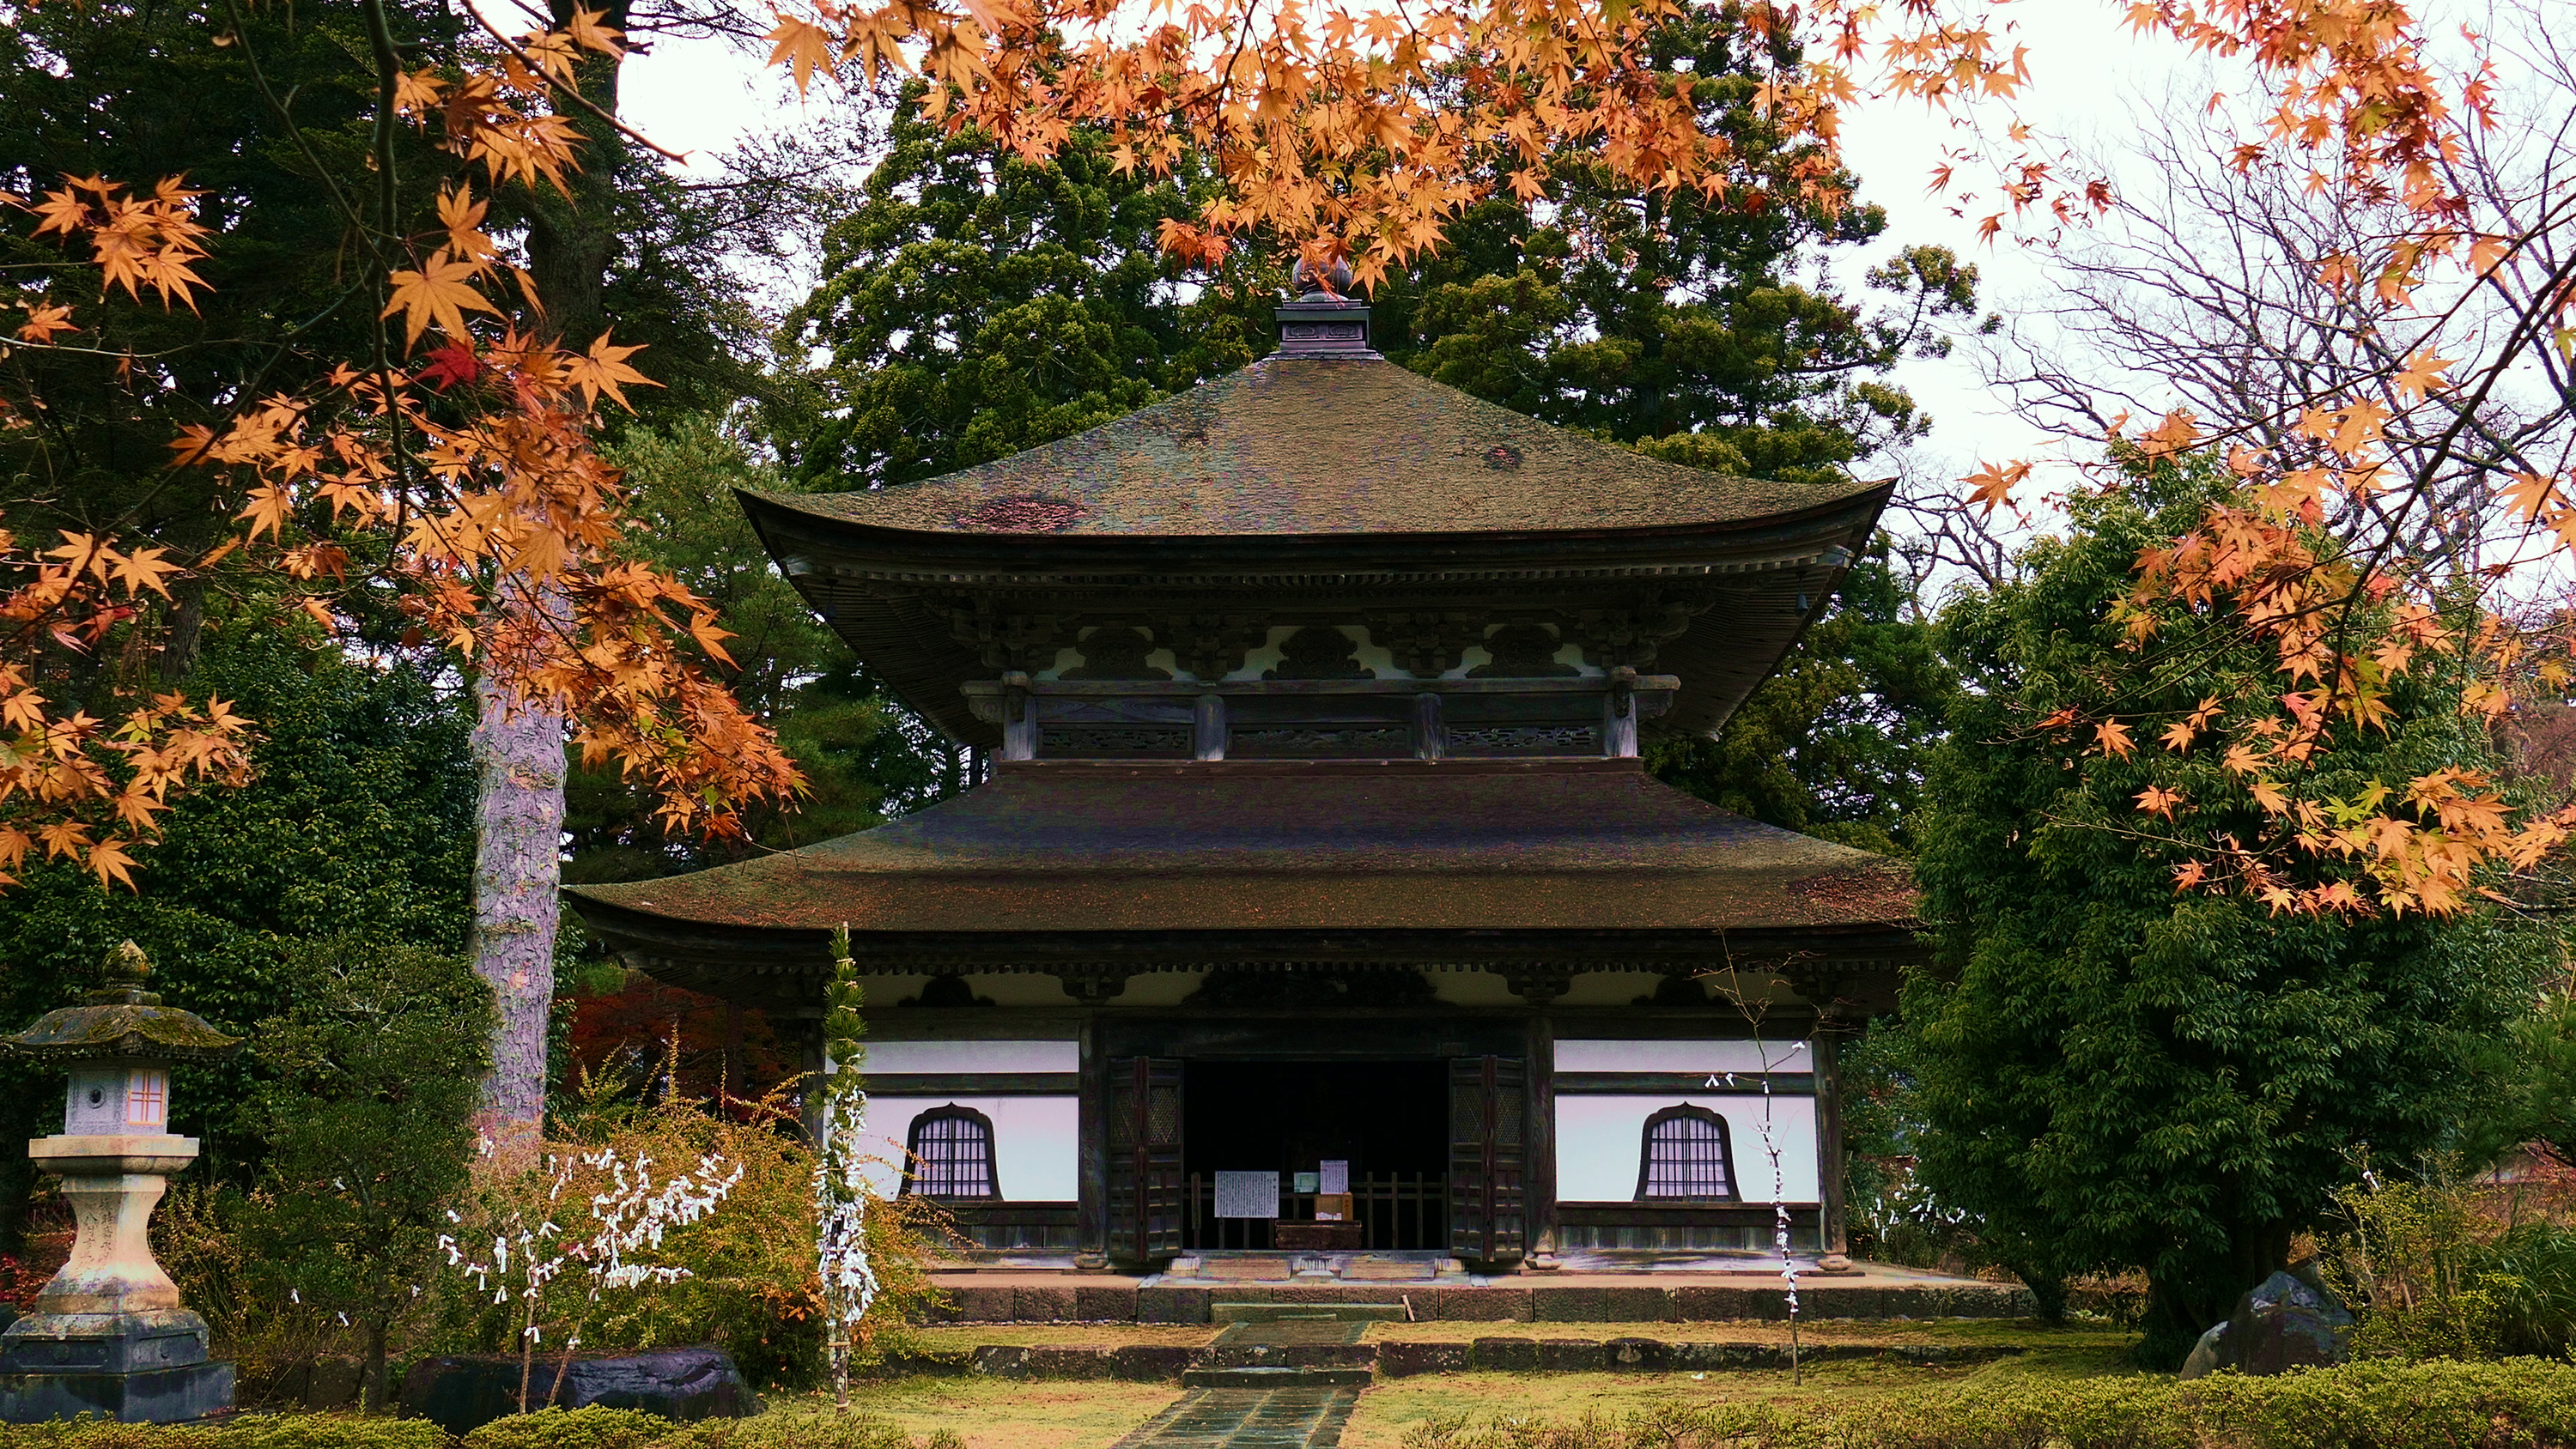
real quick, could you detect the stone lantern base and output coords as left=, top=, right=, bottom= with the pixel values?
left=0, top=1135, right=234, bottom=1424
left=0, top=1310, right=234, bottom=1424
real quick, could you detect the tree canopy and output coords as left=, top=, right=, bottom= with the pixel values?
left=775, top=86, right=1275, bottom=488
left=1905, top=449, right=2554, bottom=1364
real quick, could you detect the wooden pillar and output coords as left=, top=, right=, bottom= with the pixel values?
left=1602, top=667, right=1639, bottom=757
left=1002, top=671, right=1037, bottom=760
left=1814, top=1025, right=1856, bottom=1272
left=1526, top=1009, right=1558, bottom=1270
left=791, top=1011, right=828, bottom=1144
left=1413, top=693, right=1445, bottom=761
left=1194, top=694, right=1226, bottom=761
left=1074, top=1016, right=1109, bottom=1269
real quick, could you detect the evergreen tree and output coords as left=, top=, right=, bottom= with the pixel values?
left=1905, top=450, right=2549, bottom=1364
left=1648, top=543, right=1953, bottom=853
left=0, top=635, right=475, bottom=1244
left=566, top=416, right=958, bottom=884
left=774, top=83, right=1279, bottom=488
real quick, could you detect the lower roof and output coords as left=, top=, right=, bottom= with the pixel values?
left=565, top=759, right=1921, bottom=1004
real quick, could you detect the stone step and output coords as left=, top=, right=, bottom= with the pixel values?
left=1212, top=1302, right=1407, bottom=1325
left=1199, top=1344, right=1378, bottom=1370
left=1181, top=1366, right=1376, bottom=1389
left=1110, top=1387, right=1360, bottom=1449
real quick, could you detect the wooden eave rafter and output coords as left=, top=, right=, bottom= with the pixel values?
left=738, top=483, right=1892, bottom=745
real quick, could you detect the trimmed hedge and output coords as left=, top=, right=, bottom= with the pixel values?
left=1404, top=1358, right=2576, bottom=1449
left=0, top=1413, right=941, bottom=1449
left=8, top=1361, right=2576, bottom=1448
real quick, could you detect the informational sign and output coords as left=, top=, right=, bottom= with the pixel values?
left=1214, top=1169, right=1280, bottom=1219
left=1319, top=1160, right=1350, bottom=1195
left=1293, top=1172, right=1321, bottom=1193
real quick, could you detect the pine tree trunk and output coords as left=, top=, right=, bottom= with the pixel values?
left=470, top=3, right=625, bottom=1134
left=471, top=672, right=568, bottom=1140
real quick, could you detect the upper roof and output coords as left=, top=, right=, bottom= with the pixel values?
left=565, top=758, right=1921, bottom=1006
left=748, top=355, right=1886, bottom=540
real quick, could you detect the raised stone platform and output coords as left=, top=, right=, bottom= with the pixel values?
left=921, top=1262, right=2034, bottom=1325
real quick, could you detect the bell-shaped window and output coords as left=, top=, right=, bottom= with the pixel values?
left=1634, top=1105, right=1736, bottom=1202
left=905, top=1104, right=1000, bottom=1200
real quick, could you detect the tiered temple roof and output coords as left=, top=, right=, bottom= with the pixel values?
left=568, top=311, right=1918, bottom=1009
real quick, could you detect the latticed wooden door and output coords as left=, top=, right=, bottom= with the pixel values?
left=1449, top=1054, right=1526, bottom=1264
left=1107, top=1057, right=1184, bottom=1263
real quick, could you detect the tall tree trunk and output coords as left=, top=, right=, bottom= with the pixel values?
left=471, top=673, right=568, bottom=1140
left=469, top=1, right=626, bottom=1130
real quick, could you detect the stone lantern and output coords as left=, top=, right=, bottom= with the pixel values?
left=0, top=943, right=241, bottom=1424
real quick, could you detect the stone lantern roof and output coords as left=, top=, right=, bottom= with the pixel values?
left=4, top=942, right=242, bottom=1064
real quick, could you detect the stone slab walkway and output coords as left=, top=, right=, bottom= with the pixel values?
left=1109, top=1387, right=1359, bottom=1449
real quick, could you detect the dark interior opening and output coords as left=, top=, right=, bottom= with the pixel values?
left=1181, top=1058, right=1450, bottom=1251
left=1184, top=1058, right=1449, bottom=1179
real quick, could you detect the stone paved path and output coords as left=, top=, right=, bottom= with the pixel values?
left=1109, top=1387, right=1361, bottom=1449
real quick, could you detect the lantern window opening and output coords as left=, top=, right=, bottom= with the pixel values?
left=126, top=1068, right=168, bottom=1128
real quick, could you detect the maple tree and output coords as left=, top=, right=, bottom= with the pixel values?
left=740, top=0, right=2576, bottom=915
left=0, top=1, right=801, bottom=909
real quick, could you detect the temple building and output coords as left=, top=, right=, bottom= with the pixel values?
left=566, top=282, right=1921, bottom=1275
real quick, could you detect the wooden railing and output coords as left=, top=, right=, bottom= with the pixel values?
left=1182, top=1172, right=1449, bottom=1252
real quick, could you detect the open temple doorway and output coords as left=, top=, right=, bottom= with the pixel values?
left=1182, top=1058, right=1449, bottom=1251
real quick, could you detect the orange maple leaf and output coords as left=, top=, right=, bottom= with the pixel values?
left=2095, top=719, right=2136, bottom=759
left=567, top=331, right=657, bottom=411
left=381, top=253, right=501, bottom=348
left=764, top=15, right=840, bottom=93
left=15, top=303, right=76, bottom=343
left=1965, top=458, right=2031, bottom=518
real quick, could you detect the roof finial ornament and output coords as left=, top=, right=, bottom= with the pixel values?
left=1292, top=256, right=1356, bottom=300
left=1276, top=258, right=1377, bottom=360
left=95, top=941, right=161, bottom=1006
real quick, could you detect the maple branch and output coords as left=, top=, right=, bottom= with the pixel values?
left=464, top=9, right=691, bottom=165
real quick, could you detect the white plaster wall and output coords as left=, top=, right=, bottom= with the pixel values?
left=1554, top=1094, right=1819, bottom=1203
left=1555, top=1040, right=1814, bottom=1076
left=865, top=1040, right=1078, bottom=1074
left=856, top=1095, right=1079, bottom=1201
left=1226, top=624, right=1406, bottom=681
left=1432, top=972, right=1523, bottom=1007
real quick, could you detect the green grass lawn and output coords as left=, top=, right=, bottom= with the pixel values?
left=796, top=1379, right=1186, bottom=1449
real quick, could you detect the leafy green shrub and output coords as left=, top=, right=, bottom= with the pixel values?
left=242, top=940, right=495, bottom=1410
left=2325, top=1167, right=2506, bottom=1360
left=2482, top=1222, right=2576, bottom=1361
left=423, top=1054, right=954, bottom=1396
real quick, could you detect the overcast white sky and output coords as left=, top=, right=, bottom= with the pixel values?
left=614, top=4, right=2215, bottom=514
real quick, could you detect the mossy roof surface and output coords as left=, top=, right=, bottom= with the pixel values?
left=753, top=357, right=1881, bottom=539
left=566, top=760, right=1917, bottom=935
left=7, top=1002, right=243, bottom=1062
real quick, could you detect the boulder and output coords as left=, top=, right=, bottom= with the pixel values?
left=2177, top=1270, right=2353, bottom=1381
left=398, top=1346, right=757, bottom=1434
